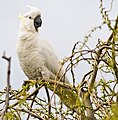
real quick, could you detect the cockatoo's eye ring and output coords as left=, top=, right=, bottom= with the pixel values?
left=29, top=16, right=32, bottom=19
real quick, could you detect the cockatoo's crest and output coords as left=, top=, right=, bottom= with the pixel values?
left=26, top=5, right=39, bottom=11
left=19, top=5, right=41, bottom=19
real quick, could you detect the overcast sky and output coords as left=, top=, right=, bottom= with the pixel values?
left=0, top=0, right=117, bottom=90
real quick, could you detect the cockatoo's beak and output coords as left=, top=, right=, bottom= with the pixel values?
left=18, top=14, right=24, bottom=20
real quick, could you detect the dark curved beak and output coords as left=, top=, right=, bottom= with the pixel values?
left=34, top=15, right=42, bottom=31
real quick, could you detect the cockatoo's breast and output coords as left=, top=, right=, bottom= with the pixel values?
left=17, top=32, right=49, bottom=79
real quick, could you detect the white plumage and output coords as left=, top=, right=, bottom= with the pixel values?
left=17, top=6, right=69, bottom=84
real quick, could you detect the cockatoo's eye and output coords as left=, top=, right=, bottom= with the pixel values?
left=29, top=16, right=32, bottom=19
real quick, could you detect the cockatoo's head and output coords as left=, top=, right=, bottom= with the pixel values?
left=19, top=5, right=42, bottom=32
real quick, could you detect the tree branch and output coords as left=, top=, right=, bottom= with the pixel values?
left=16, top=108, right=44, bottom=120
left=9, top=84, right=43, bottom=108
left=0, top=53, right=11, bottom=120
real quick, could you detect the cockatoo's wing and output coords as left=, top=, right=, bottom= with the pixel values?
left=38, top=39, right=69, bottom=83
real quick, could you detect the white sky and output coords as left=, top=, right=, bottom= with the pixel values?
left=0, top=0, right=117, bottom=90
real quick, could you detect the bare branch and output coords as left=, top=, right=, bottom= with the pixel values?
left=0, top=52, right=11, bottom=120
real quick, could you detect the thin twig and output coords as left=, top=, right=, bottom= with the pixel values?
left=45, top=86, right=51, bottom=116
left=16, top=108, right=44, bottom=120
left=82, top=70, right=93, bottom=82
left=9, top=84, right=43, bottom=108
left=26, top=85, right=39, bottom=120
left=70, top=41, right=79, bottom=88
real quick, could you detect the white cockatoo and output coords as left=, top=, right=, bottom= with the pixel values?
left=17, top=6, right=79, bottom=109
left=17, top=5, right=69, bottom=84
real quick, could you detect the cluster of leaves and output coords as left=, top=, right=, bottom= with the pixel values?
left=0, top=0, right=118, bottom=119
